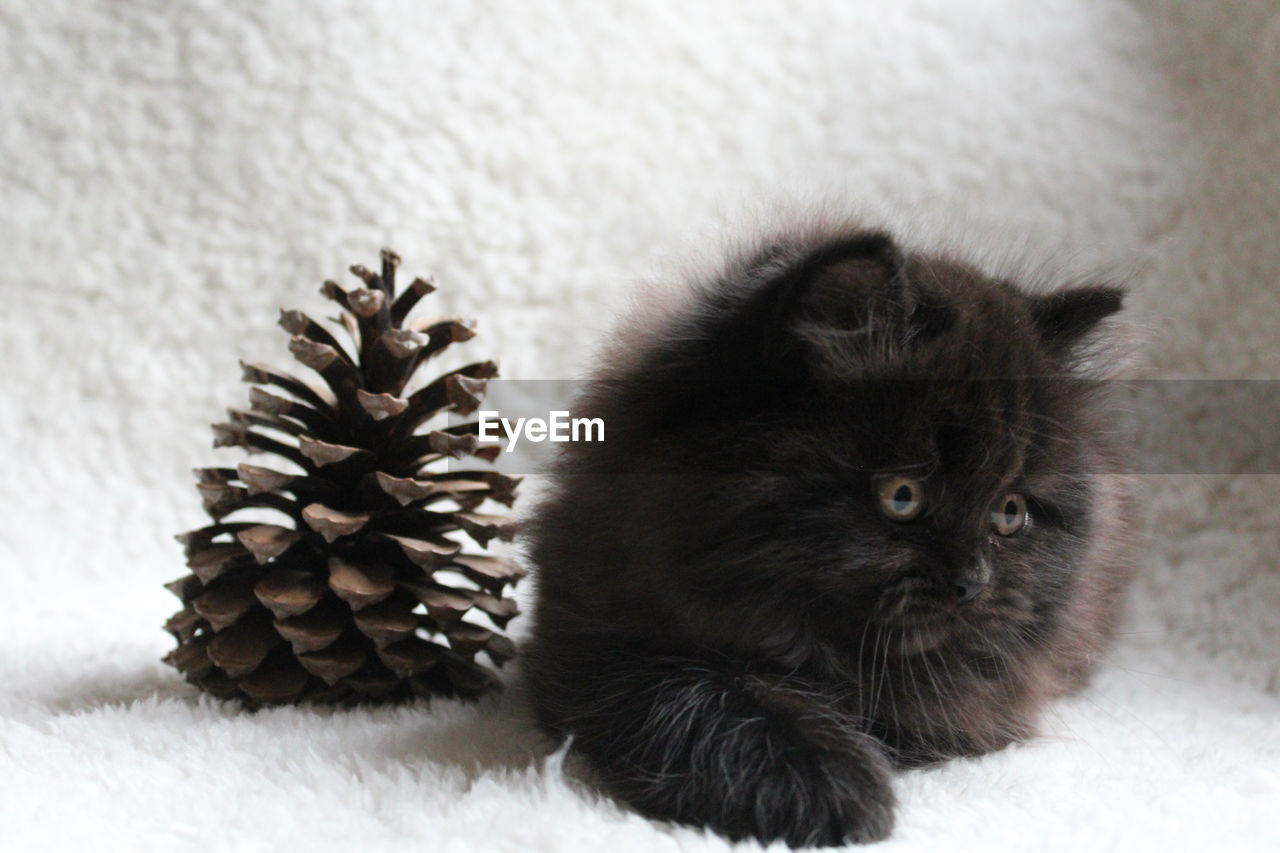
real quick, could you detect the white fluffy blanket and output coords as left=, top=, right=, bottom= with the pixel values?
left=2, top=1, right=1278, bottom=850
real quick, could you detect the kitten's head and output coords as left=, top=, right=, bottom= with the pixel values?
left=620, top=230, right=1128, bottom=657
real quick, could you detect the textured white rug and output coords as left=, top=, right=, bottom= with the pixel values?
left=3, top=1, right=1278, bottom=850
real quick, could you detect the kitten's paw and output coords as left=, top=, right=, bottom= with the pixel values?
left=720, top=730, right=896, bottom=846
left=606, top=722, right=896, bottom=847
left=799, top=735, right=897, bottom=846
left=539, top=652, right=897, bottom=846
left=742, top=678, right=897, bottom=845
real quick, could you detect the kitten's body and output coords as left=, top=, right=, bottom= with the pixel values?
left=524, top=223, right=1134, bottom=846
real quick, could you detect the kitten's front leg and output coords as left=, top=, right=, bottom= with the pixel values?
left=528, top=639, right=896, bottom=846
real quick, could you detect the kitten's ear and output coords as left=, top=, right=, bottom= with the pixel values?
left=776, top=232, right=950, bottom=375
left=1031, top=285, right=1124, bottom=347
left=1030, top=284, right=1126, bottom=371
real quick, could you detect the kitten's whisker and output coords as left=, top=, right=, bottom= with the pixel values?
left=855, top=617, right=874, bottom=718
left=903, top=637, right=938, bottom=748
left=870, top=625, right=888, bottom=720
left=885, top=626, right=903, bottom=736
left=928, top=646, right=962, bottom=751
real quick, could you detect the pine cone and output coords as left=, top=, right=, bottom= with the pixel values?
left=163, top=250, right=523, bottom=705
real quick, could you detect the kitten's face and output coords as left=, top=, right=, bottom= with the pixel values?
left=794, top=372, right=1098, bottom=655
left=670, top=236, right=1122, bottom=656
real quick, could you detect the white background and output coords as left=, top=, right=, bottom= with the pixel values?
left=2, top=1, right=1277, bottom=850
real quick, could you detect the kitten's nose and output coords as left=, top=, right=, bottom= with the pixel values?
left=954, top=577, right=987, bottom=603
left=953, top=559, right=990, bottom=603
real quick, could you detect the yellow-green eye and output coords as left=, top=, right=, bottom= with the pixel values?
left=991, top=493, right=1028, bottom=535
left=877, top=476, right=925, bottom=522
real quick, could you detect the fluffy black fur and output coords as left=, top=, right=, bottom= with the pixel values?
left=523, top=224, right=1134, bottom=846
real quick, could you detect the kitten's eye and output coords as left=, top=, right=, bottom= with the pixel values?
left=877, top=476, right=925, bottom=522
left=991, top=493, right=1028, bottom=536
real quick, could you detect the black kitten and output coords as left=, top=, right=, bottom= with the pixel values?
left=523, top=223, right=1134, bottom=846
